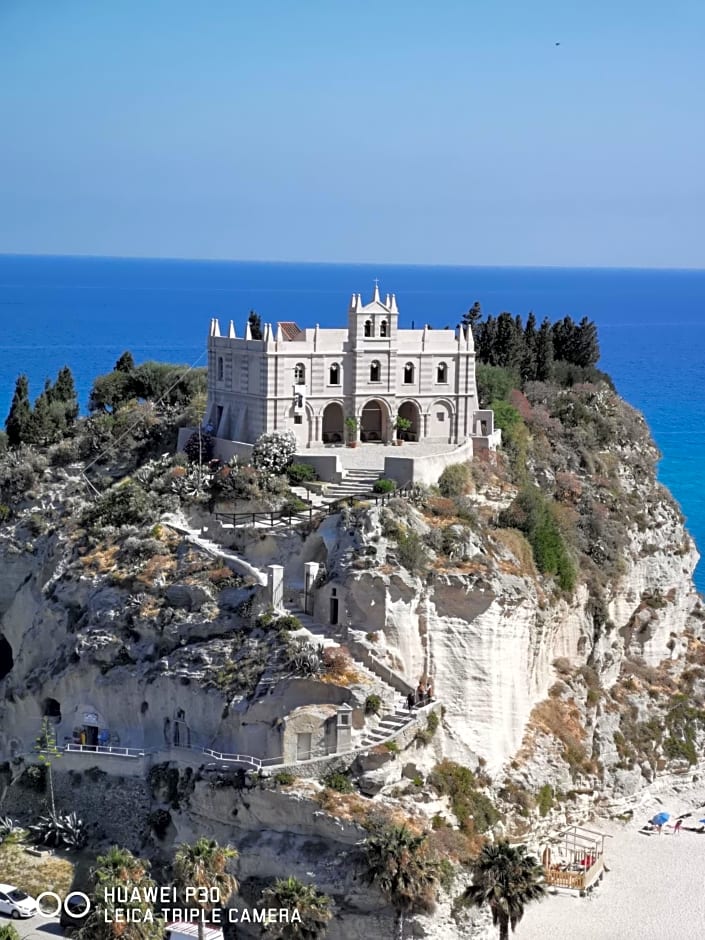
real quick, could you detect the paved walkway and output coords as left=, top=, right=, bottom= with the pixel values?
left=304, top=440, right=463, bottom=472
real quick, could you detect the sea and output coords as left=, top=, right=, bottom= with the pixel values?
left=1, top=254, right=704, bottom=590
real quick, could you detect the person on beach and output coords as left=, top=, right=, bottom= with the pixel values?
left=673, top=819, right=683, bottom=835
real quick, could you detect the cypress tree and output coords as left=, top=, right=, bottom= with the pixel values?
left=552, top=316, right=577, bottom=362
left=495, top=312, right=523, bottom=371
left=462, top=301, right=483, bottom=330
left=248, top=310, right=263, bottom=339
left=535, top=319, right=554, bottom=382
left=573, top=316, right=600, bottom=367
left=27, top=389, right=56, bottom=445
left=5, top=375, right=32, bottom=447
left=53, top=366, right=79, bottom=423
left=114, top=351, right=135, bottom=373
left=521, top=312, right=538, bottom=383
left=476, top=315, right=496, bottom=363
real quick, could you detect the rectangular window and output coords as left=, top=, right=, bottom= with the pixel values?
left=294, top=415, right=303, bottom=425
left=437, top=412, right=445, bottom=421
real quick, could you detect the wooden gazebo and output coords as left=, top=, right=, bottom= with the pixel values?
left=543, top=825, right=609, bottom=894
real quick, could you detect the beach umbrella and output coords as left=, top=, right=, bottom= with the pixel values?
left=652, top=812, right=670, bottom=826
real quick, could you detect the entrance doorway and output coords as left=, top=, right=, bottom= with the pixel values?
left=397, top=401, right=421, bottom=441
left=322, top=402, right=344, bottom=444
left=297, top=732, right=312, bottom=761
left=361, top=400, right=387, bottom=443
left=329, top=590, right=339, bottom=625
left=84, top=724, right=99, bottom=748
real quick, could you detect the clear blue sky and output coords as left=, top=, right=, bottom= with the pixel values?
left=1, top=0, right=704, bottom=267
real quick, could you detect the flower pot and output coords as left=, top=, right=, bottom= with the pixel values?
left=347, top=442, right=358, bottom=449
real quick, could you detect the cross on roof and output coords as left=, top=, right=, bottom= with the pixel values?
left=373, top=277, right=379, bottom=288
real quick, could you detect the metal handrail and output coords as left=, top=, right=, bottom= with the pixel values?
left=64, top=743, right=148, bottom=758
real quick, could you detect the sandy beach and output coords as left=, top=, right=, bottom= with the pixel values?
left=516, top=785, right=705, bottom=940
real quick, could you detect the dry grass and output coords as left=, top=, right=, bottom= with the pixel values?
left=133, top=553, right=177, bottom=589
left=0, top=841, right=75, bottom=898
left=80, top=543, right=120, bottom=573
left=492, top=528, right=536, bottom=577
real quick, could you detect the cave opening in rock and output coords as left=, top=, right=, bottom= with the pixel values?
left=0, top=634, right=13, bottom=680
left=43, top=697, right=62, bottom=722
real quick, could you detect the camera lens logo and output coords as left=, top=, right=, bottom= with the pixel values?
left=37, top=891, right=91, bottom=919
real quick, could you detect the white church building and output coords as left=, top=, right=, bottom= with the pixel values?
left=202, top=285, right=499, bottom=482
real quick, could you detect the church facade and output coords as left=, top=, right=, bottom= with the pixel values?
left=204, top=285, right=497, bottom=451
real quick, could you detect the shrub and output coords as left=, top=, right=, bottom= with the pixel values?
left=395, top=529, right=428, bottom=574
left=83, top=480, right=155, bottom=531
left=490, top=400, right=522, bottom=432
left=0, top=924, right=21, bottom=940
left=475, top=364, right=518, bottom=407
left=274, top=771, right=296, bottom=786
left=252, top=430, right=297, bottom=475
left=429, top=759, right=500, bottom=833
left=537, top=784, right=554, bottom=817
left=373, top=478, right=396, bottom=494
left=499, top=485, right=576, bottom=591
left=286, top=462, right=318, bottom=485
left=438, top=463, right=471, bottom=498
left=29, top=810, right=87, bottom=850
left=321, top=770, right=354, bottom=793
left=184, top=429, right=214, bottom=464
left=365, top=694, right=383, bottom=716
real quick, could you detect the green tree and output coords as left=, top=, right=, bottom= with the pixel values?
left=475, top=314, right=496, bottom=364
left=79, top=846, right=163, bottom=940
left=493, top=313, right=523, bottom=372
left=360, top=824, right=439, bottom=940
left=462, top=301, right=483, bottom=331
left=27, top=387, right=58, bottom=445
left=53, top=365, right=79, bottom=422
left=248, top=310, right=263, bottom=339
left=5, top=375, right=32, bottom=446
left=115, top=350, right=136, bottom=373
left=572, top=316, right=600, bottom=367
left=534, top=318, right=554, bottom=382
left=461, top=841, right=545, bottom=940
left=260, top=876, right=333, bottom=938
left=173, top=838, right=238, bottom=940
left=475, top=365, right=517, bottom=407
left=35, top=716, right=61, bottom=815
left=520, top=312, right=537, bottom=383
left=89, top=370, right=134, bottom=412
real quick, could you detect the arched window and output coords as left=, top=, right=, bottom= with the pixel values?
left=364, top=320, right=373, bottom=337
left=294, top=363, right=306, bottom=384
left=436, top=362, right=448, bottom=383
left=403, top=362, right=414, bottom=384
left=370, top=360, right=381, bottom=383
left=217, top=357, right=224, bottom=381
left=380, top=319, right=388, bottom=337
left=329, top=363, right=341, bottom=385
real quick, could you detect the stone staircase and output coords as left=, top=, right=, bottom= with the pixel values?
left=319, top=468, right=381, bottom=504
left=360, top=705, right=412, bottom=748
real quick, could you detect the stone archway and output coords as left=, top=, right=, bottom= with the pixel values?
left=361, top=400, right=388, bottom=443
left=397, top=400, right=421, bottom=442
left=322, top=402, right=344, bottom=444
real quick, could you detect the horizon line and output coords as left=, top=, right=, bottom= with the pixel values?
left=1, top=250, right=704, bottom=275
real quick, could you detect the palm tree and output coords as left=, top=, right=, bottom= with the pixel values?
left=462, top=841, right=546, bottom=940
left=360, top=824, right=439, bottom=940
left=78, top=846, right=162, bottom=940
left=260, top=876, right=333, bottom=938
left=173, top=838, right=238, bottom=940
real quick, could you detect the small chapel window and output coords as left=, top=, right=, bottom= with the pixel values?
left=436, top=362, right=448, bottom=383
left=370, top=360, right=381, bottom=382
left=403, top=362, right=414, bottom=384
left=329, top=363, right=341, bottom=385
left=380, top=319, right=388, bottom=337
left=364, top=320, right=373, bottom=337
left=294, top=363, right=305, bottom=384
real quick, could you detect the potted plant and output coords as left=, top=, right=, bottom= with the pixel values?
left=345, top=415, right=359, bottom=448
left=393, top=415, right=412, bottom=445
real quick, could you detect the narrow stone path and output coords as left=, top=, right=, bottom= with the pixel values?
left=162, top=512, right=268, bottom=584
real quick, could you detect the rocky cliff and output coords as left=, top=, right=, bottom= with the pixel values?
left=0, top=379, right=703, bottom=939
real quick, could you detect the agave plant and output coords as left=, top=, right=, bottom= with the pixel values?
left=29, top=810, right=88, bottom=850
left=0, top=815, right=25, bottom=844
left=286, top=639, right=323, bottom=677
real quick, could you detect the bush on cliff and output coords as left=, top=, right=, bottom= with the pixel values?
left=500, top=485, right=576, bottom=591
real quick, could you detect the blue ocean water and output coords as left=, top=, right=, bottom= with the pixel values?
left=1, top=254, right=704, bottom=589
